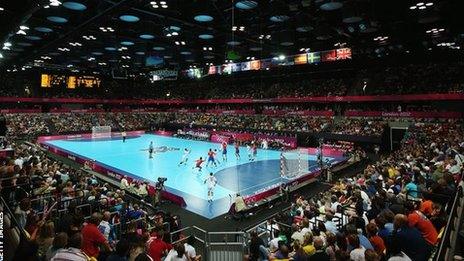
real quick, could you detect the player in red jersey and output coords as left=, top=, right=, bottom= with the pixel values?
left=206, top=149, right=217, bottom=167
left=193, top=157, right=205, bottom=172
left=221, top=141, right=228, bottom=162
left=234, top=142, right=240, bottom=160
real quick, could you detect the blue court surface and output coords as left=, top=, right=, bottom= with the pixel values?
left=45, top=134, right=343, bottom=219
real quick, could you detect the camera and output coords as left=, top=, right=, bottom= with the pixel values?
left=156, top=177, right=167, bottom=189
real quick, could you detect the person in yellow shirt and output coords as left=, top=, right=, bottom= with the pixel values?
left=302, top=233, right=316, bottom=256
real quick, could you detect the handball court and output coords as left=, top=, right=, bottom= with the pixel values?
left=42, top=134, right=344, bottom=219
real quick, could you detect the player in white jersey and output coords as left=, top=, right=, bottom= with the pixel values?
left=178, top=148, right=191, bottom=166
left=246, top=144, right=252, bottom=161
left=204, top=172, right=217, bottom=203
left=261, top=139, right=268, bottom=150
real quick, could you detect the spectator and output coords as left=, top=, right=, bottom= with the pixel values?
left=45, top=232, right=68, bottom=261
left=184, top=236, right=201, bottom=261
left=106, top=239, right=130, bottom=261
left=393, top=214, right=430, bottom=260
left=165, top=243, right=188, bottom=261
left=310, top=236, right=330, bottom=260
left=348, top=234, right=365, bottom=261
left=51, top=233, right=88, bottom=261
left=81, top=212, right=112, bottom=258
left=147, top=229, right=172, bottom=261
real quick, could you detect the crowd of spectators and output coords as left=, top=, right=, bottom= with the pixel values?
left=244, top=119, right=463, bottom=261
left=330, top=119, right=386, bottom=137
left=4, top=112, right=386, bottom=140
left=360, top=62, right=464, bottom=95
left=2, top=141, right=196, bottom=261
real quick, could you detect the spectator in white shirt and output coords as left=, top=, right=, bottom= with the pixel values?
left=98, top=211, right=112, bottom=241
left=165, top=243, right=188, bottom=261
left=184, top=236, right=201, bottom=261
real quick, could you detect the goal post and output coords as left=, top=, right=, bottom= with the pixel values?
left=91, top=126, right=112, bottom=139
left=280, top=149, right=310, bottom=179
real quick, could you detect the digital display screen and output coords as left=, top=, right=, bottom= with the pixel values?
left=40, top=74, right=101, bottom=88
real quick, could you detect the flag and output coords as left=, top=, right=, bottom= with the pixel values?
left=241, top=61, right=251, bottom=71
left=321, top=50, right=337, bottom=62
left=223, top=64, right=232, bottom=74
left=294, top=53, right=308, bottom=65
left=208, top=66, right=216, bottom=75
left=336, top=48, right=352, bottom=60
left=307, top=52, right=321, bottom=64
left=230, top=63, right=241, bottom=72
left=250, top=60, right=261, bottom=70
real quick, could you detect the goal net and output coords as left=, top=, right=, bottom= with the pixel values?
left=280, top=149, right=310, bottom=179
left=92, top=126, right=112, bottom=139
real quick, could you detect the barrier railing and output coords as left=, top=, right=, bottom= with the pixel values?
left=434, top=178, right=464, bottom=261
left=169, top=226, right=208, bottom=258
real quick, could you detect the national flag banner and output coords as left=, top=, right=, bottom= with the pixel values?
left=321, top=49, right=337, bottom=62
left=250, top=60, right=261, bottom=70
left=230, top=63, right=241, bottom=72
left=294, top=53, right=308, bottom=65
left=336, top=48, right=352, bottom=60
left=208, top=66, right=217, bottom=75
left=223, top=64, right=233, bottom=74
left=307, top=52, right=321, bottom=64
left=241, top=61, right=251, bottom=71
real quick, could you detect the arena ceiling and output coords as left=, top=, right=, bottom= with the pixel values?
left=0, top=0, right=463, bottom=74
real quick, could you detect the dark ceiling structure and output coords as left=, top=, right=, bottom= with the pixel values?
left=0, top=0, right=463, bottom=75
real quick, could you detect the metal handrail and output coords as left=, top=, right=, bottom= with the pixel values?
left=434, top=178, right=463, bottom=261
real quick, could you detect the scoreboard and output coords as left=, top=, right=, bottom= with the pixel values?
left=41, top=74, right=101, bottom=88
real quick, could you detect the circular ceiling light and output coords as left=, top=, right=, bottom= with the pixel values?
left=92, top=52, right=103, bottom=55
left=194, top=15, right=213, bottom=22
left=135, top=51, right=145, bottom=55
left=198, top=34, right=214, bottom=40
left=34, top=27, right=53, bottom=33
left=235, top=1, right=258, bottom=10
left=168, top=25, right=181, bottom=31
left=270, top=15, right=289, bottom=22
left=17, top=42, right=33, bottom=46
left=47, top=16, right=68, bottom=23
left=25, top=36, right=42, bottom=41
left=62, top=2, right=87, bottom=11
left=343, top=16, right=363, bottom=23
left=296, top=26, right=313, bottom=32
left=105, top=47, right=117, bottom=51
left=139, top=34, right=155, bottom=39
left=227, top=41, right=241, bottom=46
left=320, top=2, right=343, bottom=11
left=180, top=51, right=192, bottom=55
left=153, top=46, right=165, bottom=51
left=120, top=41, right=134, bottom=46
left=119, top=15, right=140, bottom=22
